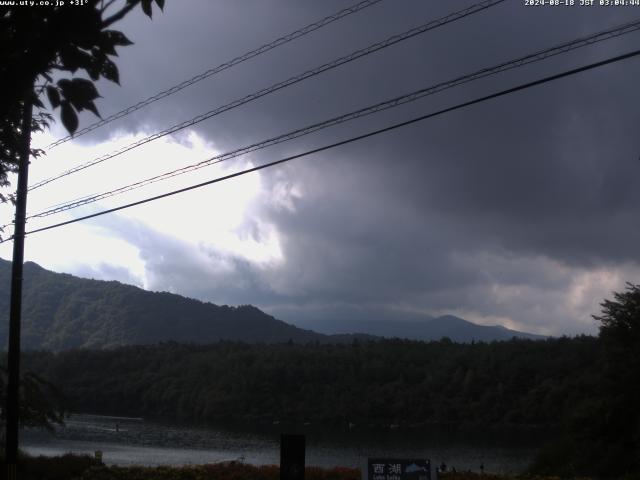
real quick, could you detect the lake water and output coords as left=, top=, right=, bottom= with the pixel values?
left=22, top=414, right=541, bottom=473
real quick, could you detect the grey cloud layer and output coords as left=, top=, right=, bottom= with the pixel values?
left=58, top=1, right=640, bottom=335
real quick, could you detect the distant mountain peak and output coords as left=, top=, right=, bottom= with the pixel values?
left=298, top=312, right=546, bottom=343
left=0, top=258, right=545, bottom=350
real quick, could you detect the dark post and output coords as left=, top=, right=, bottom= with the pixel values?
left=5, top=92, right=34, bottom=479
left=280, top=434, right=305, bottom=480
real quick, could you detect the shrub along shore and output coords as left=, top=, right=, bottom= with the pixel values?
left=2, top=453, right=596, bottom=480
left=9, top=454, right=360, bottom=480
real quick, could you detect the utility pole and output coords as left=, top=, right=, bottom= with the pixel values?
left=5, top=87, right=34, bottom=480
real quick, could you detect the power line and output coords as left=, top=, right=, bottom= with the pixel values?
left=25, top=18, right=640, bottom=220
left=34, top=0, right=503, bottom=189
left=45, top=0, right=387, bottom=149
left=3, top=47, right=637, bottom=244
left=29, top=0, right=506, bottom=192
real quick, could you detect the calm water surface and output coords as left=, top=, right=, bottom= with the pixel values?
left=22, top=415, right=540, bottom=473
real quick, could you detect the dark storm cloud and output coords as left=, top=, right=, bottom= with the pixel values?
left=55, top=1, right=640, bottom=335
left=249, top=158, right=599, bottom=334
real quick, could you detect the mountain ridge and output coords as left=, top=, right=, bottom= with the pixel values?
left=0, top=258, right=544, bottom=350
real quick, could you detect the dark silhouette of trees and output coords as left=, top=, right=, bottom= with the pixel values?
left=0, top=0, right=164, bottom=203
left=592, top=283, right=640, bottom=476
left=595, top=282, right=640, bottom=352
left=531, top=284, right=640, bottom=477
left=17, top=337, right=600, bottom=429
left=0, top=366, right=67, bottom=432
left=0, top=0, right=165, bottom=437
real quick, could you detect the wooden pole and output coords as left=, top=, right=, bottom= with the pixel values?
left=5, top=90, right=34, bottom=480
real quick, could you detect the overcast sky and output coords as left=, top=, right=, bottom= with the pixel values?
left=2, top=0, right=640, bottom=336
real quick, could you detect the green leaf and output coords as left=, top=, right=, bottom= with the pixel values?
left=84, top=100, right=101, bottom=118
left=59, top=46, right=92, bottom=73
left=155, top=0, right=164, bottom=10
left=103, top=30, right=133, bottom=47
left=73, top=78, right=100, bottom=99
left=60, top=101, right=78, bottom=135
left=96, top=36, right=117, bottom=57
left=59, top=78, right=100, bottom=112
left=60, top=79, right=102, bottom=118
left=57, top=78, right=72, bottom=94
left=141, top=0, right=152, bottom=18
left=46, top=86, right=60, bottom=108
left=87, top=66, right=100, bottom=81
left=101, top=58, right=120, bottom=85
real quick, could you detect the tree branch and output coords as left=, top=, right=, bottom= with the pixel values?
left=102, top=1, right=138, bottom=28
left=101, top=0, right=118, bottom=14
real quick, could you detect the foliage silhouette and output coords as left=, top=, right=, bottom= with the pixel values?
left=0, top=0, right=164, bottom=203
left=530, top=283, right=640, bottom=477
left=0, top=0, right=165, bottom=433
left=18, top=336, right=599, bottom=430
left=0, top=364, right=67, bottom=432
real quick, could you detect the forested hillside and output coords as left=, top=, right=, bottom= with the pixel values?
left=20, top=337, right=599, bottom=429
left=0, top=260, right=333, bottom=349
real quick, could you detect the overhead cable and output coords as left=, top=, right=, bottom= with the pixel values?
left=46, top=0, right=387, bottom=149
left=26, top=18, right=640, bottom=220
left=29, top=0, right=505, bottom=191
left=3, top=47, right=637, bottom=244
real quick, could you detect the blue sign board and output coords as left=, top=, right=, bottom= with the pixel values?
left=367, top=459, right=431, bottom=480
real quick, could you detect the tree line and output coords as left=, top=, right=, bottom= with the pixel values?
left=18, top=336, right=599, bottom=429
